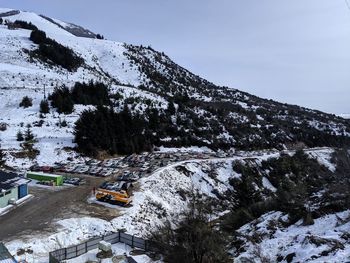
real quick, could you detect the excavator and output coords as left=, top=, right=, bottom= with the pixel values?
left=95, top=188, right=131, bottom=206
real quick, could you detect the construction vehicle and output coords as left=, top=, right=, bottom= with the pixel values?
left=95, top=188, right=131, bottom=206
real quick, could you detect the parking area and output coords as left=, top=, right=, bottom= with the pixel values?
left=0, top=175, right=119, bottom=242
left=50, top=151, right=231, bottom=179
left=26, top=151, right=235, bottom=207
left=0, top=150, right=233, bottom=241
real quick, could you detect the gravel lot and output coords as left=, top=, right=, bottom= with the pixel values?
left=0, top=175, right=119, bottom=241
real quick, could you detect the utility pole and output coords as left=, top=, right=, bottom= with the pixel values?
left=43, top=84, right=46, bottom=100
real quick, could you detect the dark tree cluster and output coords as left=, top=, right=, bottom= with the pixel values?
left=30, top=29, right=46, bottom=44
left=13, top=20, right=38, bottom=30
left=74, top=106, right=153, bottom=156
left=30, top=29, right=84, bottom=71
left=49, top=86, right=74, bottom=114
left=40, top=99, right=50, bottom=114
left=19, top=96, right=33, bottom=108
left=71, top=81, right=110, bottom=105
left=96, top=34, right=104, bottom=39
left=49, top=81, right=110, bottom=114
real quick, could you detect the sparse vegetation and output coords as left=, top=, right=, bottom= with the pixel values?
left=12, top=142, right=39, bottom=159
left=151, top=194, right=231, bottom=263
left=222, top=149, right=350, bottom=233
left=19, top=96, right=33, bottom=108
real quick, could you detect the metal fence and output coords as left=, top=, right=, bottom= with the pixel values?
left=49, top=231, right=159, bottom=263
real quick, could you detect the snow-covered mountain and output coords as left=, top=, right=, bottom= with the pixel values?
left=1, top=8, right=350, bottom=262
left=340, top=114, right=350, bottom=119
left=0, top=8, right=349, bottom=168
left=0, top=8, right=166, bottom=167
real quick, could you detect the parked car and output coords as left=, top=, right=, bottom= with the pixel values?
left=65, top=165, right=77, bottom=173
left=64, top=177, right=83, bottom=186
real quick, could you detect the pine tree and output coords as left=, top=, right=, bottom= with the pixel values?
left=96, top=34, right=104, bottom=40
left=30, top=29, right=47, bottom=44
left=40, top=99, right=49, bottom=114
left=24, top=125, right=34, bottom=142
left=0, top=147, right=6, bottom=166
left=16, top=130, right=24, bottom=141
left=19, top=96, right=33, bottom=108
left=167, top=101, right=176, bottom=115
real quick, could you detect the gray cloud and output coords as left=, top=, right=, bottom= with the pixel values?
left=1, top=0, right=350, bottom=114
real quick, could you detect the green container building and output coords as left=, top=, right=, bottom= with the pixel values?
left=27, top=171, right=63, bottom=186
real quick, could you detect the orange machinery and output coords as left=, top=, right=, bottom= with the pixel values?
left=95, top=188, right=131, bottom=206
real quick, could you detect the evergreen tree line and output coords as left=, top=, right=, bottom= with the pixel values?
left=74, top=98, right=217, bottom=156
left=74, top=105, right=153, bottom=156
left=30, top=29, right=83, bottom=71
left=12, top=20, right=38, bottom=30
left=49, top=81, right=110, bottom=114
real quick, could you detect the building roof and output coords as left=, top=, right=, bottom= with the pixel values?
left=27, top=171, right=62, bottom=178
left=0, top=170, right=29, bottom=192
left=0, top=243, right=17, bottom=263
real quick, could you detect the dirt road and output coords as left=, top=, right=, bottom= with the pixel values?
left=0, top=175, right=119, bottom=241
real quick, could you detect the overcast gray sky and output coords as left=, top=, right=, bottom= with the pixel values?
left=1, top=0, right=350, bottom=114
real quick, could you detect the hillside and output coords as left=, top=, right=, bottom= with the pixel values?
left=5, top=147, right=350, bottom=262
left=0, top=8, right=349, bottom=168
left=1, top=8, right=350, bottom=263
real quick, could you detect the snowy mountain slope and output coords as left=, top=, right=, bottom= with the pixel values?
left=0, top=9, right=166, bottom=166
left=39, top=15, right=97, bottom=38
left=0, top=8, right=349, bottom=168
left=235, top=210, right=350, bottom=263
left=0, top=9, right=146, bottom=89
left=339, top=114, right=350, bottom=119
